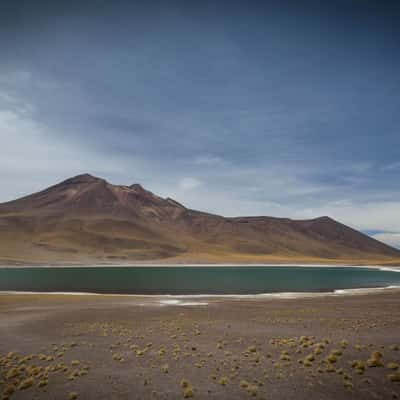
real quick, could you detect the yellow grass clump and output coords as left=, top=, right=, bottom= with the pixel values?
left=183, top=386, right=194, bottom=398
left=18, top=377, right=34, bottom=390
left=38, top=379, right=48, bottom=387
left=218, top=377, right=229, bottom=386
left=112, top=353, right=123, bottom=361
left=5, top=368, right=19, bottom=380
left=305, top=354, right=315, bottom=362
left=181, top=380, right=194, bottom=398
left=247, top=346, right=257, bottom=353
left=2, top=384, right=16, bottom=397
left=387, top=362, right=399, bottom=370
left=181, top=379, right=190, bottom=388
left=161, top=364, right=169, bottom=373
left=326, top=354, right=338, bottom=364
left=343, top=380, right=353, bottom=390
left=326, top=365, right=336, bottom=373
left=158, top=348, right=166, bottom=356
left=247, top=384, right=258, bottom=396
left=351, top=360, right=366, bottom=373
left=314, top=347, right=323, bottom=355
left=367, top=351, right=384, bottom=368
left=388, top=373, right=400, bottom=382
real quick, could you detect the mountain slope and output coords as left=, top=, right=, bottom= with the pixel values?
left=0, top=174, right=399, bottom=265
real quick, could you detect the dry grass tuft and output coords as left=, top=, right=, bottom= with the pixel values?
left=5, top=368, right=19, bottom=380
left=367, top=351, right=384, bottom=368
left=181, top=379, right=190, bottom=388
left=38, top=379, right=48, bottom=387
left=161, top=364, right=169, bottom=374
left=343, top=380, right=353, bottom=390
left=183, top=386, right=194, bottom=398
left=247, top=384, right=258, bottom=396
left=218, top=377, right=229, bottom=386
left=326, top=354, right=338, bottom=364
left=388, top=373, right=400, bottom=382
left=326, top=365, right=336, bottom=373
left=2, top=384, right=16, bottom=396
left=351, top=360, right=365, bottom=374
left=387, top=362, right=399, bottom=370
left=18, top=377, right=34, bottom=390
left=247, top=346, right=257, bottom=353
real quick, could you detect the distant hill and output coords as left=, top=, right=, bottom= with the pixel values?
left=0, top=173, right=399, bottom=265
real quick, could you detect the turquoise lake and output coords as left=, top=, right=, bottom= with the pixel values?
left=0, top=266, right=399, bottom=295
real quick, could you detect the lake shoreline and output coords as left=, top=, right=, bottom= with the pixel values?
left=1, top=285, right=400, bottom=300
left=0, top=263, right=399, bottom=269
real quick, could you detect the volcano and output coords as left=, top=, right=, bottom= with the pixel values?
left=0, top=174, right=398, bottom=265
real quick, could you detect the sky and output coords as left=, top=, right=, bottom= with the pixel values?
left=0, top=0, right=400, bottom=248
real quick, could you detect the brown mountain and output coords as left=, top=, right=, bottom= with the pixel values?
left=0, top=173, right=399, bottom=265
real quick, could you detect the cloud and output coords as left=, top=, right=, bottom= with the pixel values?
left=0, top=93, right=146, bottom=201
left=372, top=233, right=400, bottom=249
left=178, top=177, right=202, bottom=191
left=293, top=201, right=400, bottom=233
left=193, top=155, right=226, bottom=166
left=382, top=161, right=400, bottom=172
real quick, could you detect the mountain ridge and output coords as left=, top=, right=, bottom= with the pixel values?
left=0, top=173, right=399, bottom=265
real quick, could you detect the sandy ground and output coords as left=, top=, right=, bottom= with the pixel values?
left=1, top=292, right=400, bottom=400
left=1, top=255, right=400, bottom=267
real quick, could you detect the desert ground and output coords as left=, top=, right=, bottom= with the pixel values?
left=1, top=291, right=400, bottom=400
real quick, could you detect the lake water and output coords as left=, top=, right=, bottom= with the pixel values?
left=0, top=266, right=399, bottom=295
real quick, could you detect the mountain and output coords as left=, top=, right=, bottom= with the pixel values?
left=0, top=173, right=399, bottom=265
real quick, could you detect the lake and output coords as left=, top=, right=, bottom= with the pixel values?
left=0, top=266, right=399, bottom=295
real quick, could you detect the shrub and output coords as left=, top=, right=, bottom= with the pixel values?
left=181, top=379, right=190, bottom=388
left=38, top=379, right=48, bottom=387
left=387, top=362, right=399, bottom=370
left=183, top=386, right=194, bottom=398
left=18, top=377, right=34, bottom=390
left=367, top=352, right=384, bottom=368
left=326, top=354, right=338, bottom=364
left=388, top=373, right=400, bottom=382
left=5, top=368, right=19, bottom=380
left=218, top=377, right=229, bottom=386
left=247, top=385, right=258, bottom=396
left=161, top=364, right=169, bottom=374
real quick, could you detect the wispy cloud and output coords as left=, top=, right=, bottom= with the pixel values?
left=178, top=177, right=202, bottom=191
left=372, top=232, right=400, bottom=249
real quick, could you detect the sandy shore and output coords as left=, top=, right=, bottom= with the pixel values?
left=1, top=292, right=400, bottom=399
left=0, top=263, right=399, bottom=270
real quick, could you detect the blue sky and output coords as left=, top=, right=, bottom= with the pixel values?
left=0, top=0, right=400, bottom=247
